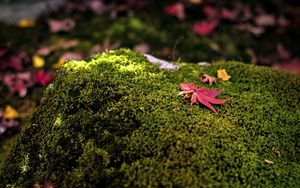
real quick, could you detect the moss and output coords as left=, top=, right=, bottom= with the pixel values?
left=0, top=49, right=299, bottom=187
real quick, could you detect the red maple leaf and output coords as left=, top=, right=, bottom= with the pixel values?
left=179, top=83, right=230, bottom=113
left=192, top=20, right=219, bottom=35
left=165, top=3, right=185, bottom=20
left=35, top=70, right=54, bottom=86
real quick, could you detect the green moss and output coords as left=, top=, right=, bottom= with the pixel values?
left=0, top=49, right=299, bottom=187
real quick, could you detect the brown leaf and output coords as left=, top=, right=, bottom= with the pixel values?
left=201, top=74, right=217, bottom=85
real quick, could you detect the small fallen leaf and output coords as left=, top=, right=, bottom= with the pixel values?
left=88, top=0, right=106, bottom=15
left=32, top=55, right=45, bottom=68
left=3, top=105, right=19, bottom=119
left=52, top=58, right=65, bottom=69
left=203, top=6, right=218, bottom=19
left=217, top=69, right=231, bottom=81
left=35, top=70, right=54, bottom=86
left=193, top=20, right=219, bottom=35
left=276, top=43, right=291, bottom=60
left=236, top=24, right=265, bottom=36
left=236, top=3, right=253, bottom=21
left=277, top=16, right=289, bottom=27
left=179, top=83, right=231, bottom=113
left=36, top=46, right=53, bottom=56
left=255, top=14, right=276, bottom=26
left=48, top=18, right=75, bottom=33
left=36, top=39, right=79, bottom=56
left=165, top=3, right=185, bottom=20
left=201, top=74, right=217, bottom=85
left=0, top=126, right=6, bottom=136
left=18, top=19, right=35, bottom=27
left=1, top=72, right=33, bottom=97
left=221, top=8, right=237, bottom=21
left=0, top=119, right=19, bottom=128
left=264, top=159, right=274, bottom=164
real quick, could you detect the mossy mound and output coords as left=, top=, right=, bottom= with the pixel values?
left=1, top=49, right=299, bottom=187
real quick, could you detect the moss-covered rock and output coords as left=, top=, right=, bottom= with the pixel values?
left=0, top=49, right=299, bottom=187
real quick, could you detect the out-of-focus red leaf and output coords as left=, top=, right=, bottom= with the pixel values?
left=258, top=56, right=274, bottom=65
left=165, top=3, right=185, bottom=20
left=48, top=18, right=76, bottom=33
left=36, top=46, right=53, bottom=56
left=0, top=49, right=6, bottom=57
left=277, top=16, right=289, bottom=27
left=273, top=58, right=300, bottom=74
left=221, top=8, right=237, bottom=21
left=203, top=6, right=217, bottom=19
left=193, top=20, right=219, bottom=35
left=88, top=0, right=106, bottom=15
left=35, top=70, right=54, bottom=86
left=255, top=14, right=276, bottom=27
left=36, top=39, right=79, bottom=56
left=235, top=3, right=253, bottom=21
left=276, top=43, right=291, bottom=60
left=1, top=72, right=34, bottom=97
left=8, top=57, right=22, bottom=70
left=236, top=24, right=265, bottom=36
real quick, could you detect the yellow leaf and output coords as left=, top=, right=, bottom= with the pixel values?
left=3, top=105, right=19, bottom=119
left=33, top=55, right=45, bottom=68
left=18, top=19, right=35, bottom=28
left=217, top=69, right=231, bottom=81
left=52, top=58, right=65, bottom=69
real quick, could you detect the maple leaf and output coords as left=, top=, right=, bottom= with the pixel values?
left=3, top=105, right=19, bottom=119
left=179, top=83, right=230, bottom=113
left=201, top=74, right=217, bottom=85
left=217, top=69, right=231, bottom=81
left=192, top=20, right=219, bottom=35
left=48, top=18, right=75, bottom=33
left=35, top=70, right=54, bottom=86
left=1, top=72, right=34, bottom=97
left=221, top=8, right=237, bottom=21
left=17, top=19, right=35, bottom=28
left=32, top=55, right=45, bottom=68
left=165, top=3, right=185, bottom=20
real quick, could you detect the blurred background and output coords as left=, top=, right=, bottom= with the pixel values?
left=0, top=0, right=299, bottom=164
